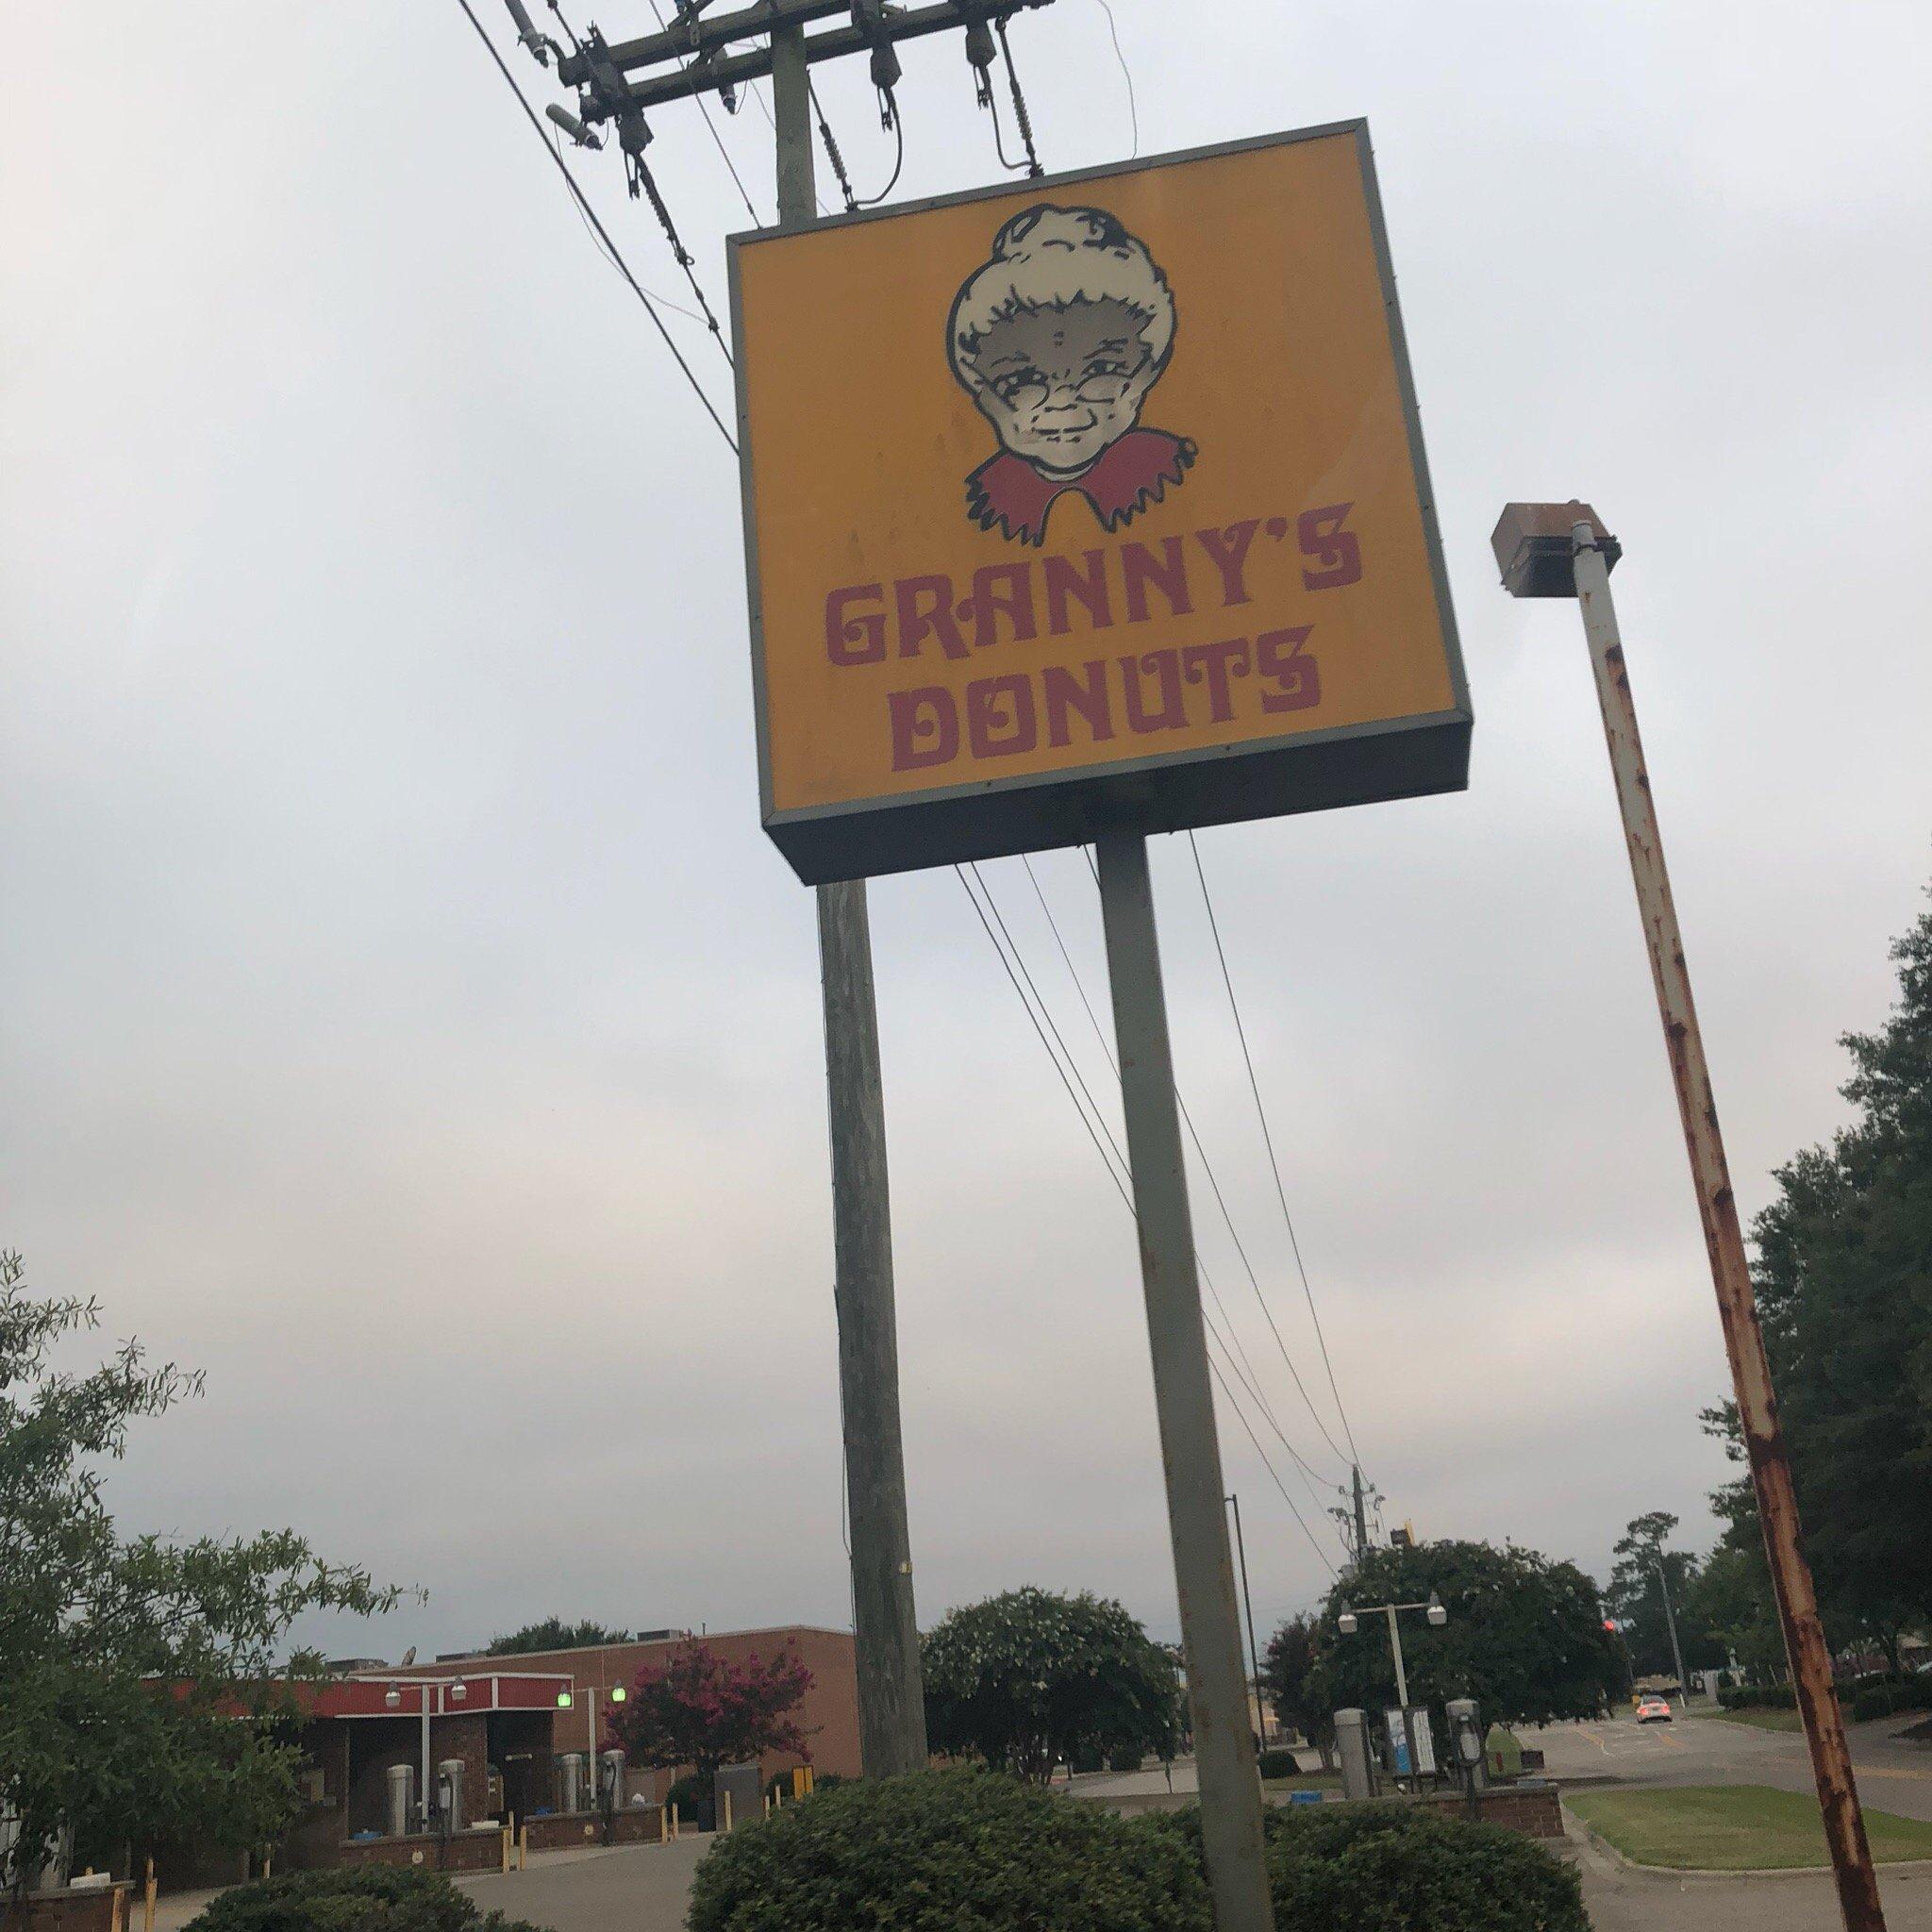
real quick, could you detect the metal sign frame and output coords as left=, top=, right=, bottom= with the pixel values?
left=729, top=119, right=1468, bottom=883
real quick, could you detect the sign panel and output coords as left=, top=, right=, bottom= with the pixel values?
left=730, top=121, right=1468, bottom=884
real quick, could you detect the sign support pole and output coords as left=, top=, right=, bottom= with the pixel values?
left=1560, top=517, right=1884, bottom=1932
left=773, top=25, right=929, bottom=1783
left=1096, top=834, right=1274, bottom=1932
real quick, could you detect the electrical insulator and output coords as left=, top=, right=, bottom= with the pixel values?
left=964, top=18, right=995, bottom=105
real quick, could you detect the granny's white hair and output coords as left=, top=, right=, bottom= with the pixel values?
left=948, top=204, right=1175, bottom=379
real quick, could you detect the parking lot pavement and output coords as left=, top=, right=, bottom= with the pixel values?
left=1531, top=1709, right=1932, bottom=1823
left=455, top=1833, right=711, bottom=1932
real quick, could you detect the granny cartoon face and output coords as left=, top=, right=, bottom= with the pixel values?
left=948, top=204, right=1195, bottom=546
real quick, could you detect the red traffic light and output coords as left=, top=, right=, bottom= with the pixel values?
left=1602, top=1619, right=1618, bottom=1633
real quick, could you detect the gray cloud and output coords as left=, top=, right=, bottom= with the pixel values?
left=5, top=1, right=1928, bottom=1660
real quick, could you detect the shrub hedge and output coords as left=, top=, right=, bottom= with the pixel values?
left=182, top=1864, right=544, bottom=1932
left=1849, top=1676, right=1932, bottom=1724
left=1718, top=1683, right=1796, bottom=1711
left=1144, top=1799, right=1588, bottom=1932
left=1257, top=1748, right=1301, bottom=1779
left=686, top=1768, right=1208, bottom=1932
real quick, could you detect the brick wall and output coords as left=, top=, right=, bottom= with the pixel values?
left=9, top=1888, right=129, bottom=1932
left=523, top=1807, right=663, bottom=1854
left=337, top=1831, right=507, bottom=1875
left=1417, top=1784, right=1564, bottom=1839
left=409, top=1628, right=863, bottom=1786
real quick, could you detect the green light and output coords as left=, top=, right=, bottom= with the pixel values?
left=610, top=1685, right=627, bottom=1704
left=557, top=1691, right=573, bottom=1709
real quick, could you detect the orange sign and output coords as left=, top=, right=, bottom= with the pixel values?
left=730, top=122, right=1468, bottom=883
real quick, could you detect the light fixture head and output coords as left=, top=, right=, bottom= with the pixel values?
left=1426, top=1594, right=1448, bottom=1628
left=1338, top=1610, right=1357, bottom=1637
left=449, top=1681, right=468, bottom=1702
left=609, top=1684, right=627, bottom=1704
left=557, top=1690, right=574, bottom=1709
left=384, top=1686, right=402, bottom=1709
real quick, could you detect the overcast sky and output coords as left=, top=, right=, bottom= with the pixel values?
left=6, top=1, right=1929, bottom=1665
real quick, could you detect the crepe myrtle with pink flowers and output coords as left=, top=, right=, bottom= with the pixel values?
left=948, top=204, right=1194, bottom=547
left=605, top=1641, right=814, bottom=1796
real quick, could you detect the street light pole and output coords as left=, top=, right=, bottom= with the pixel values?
left=1491, top=501, right=1886, bottom=1932
left=1383, top=1605, right=1409, bottom=1709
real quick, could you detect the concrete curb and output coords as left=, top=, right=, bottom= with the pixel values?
left=1559, top=1801, right=1932, bottom=1881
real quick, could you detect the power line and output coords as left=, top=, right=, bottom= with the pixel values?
left=1045, top=851, right=1352, bottom=1472
left=546, top=128, right=706, bottom=321
left=1186, top=830, right=1364, bottom=1471
left=967, top=863, right=1321, bottom=1489
left=1092, top=0, right=1138, bottom=158
left=642, top=0, right=766, bottom=224
left=453, top=0, right=739, bottom=452
left=954, top=865, right=1344, bottom=1572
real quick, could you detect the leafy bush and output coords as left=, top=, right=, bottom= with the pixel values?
left=666, top=1773, right=714, bottom=1831
left=686, top=1767, right=1208, bottom=1932
left=1257, top=1748, right=1300, bottom=1779
left=1071, top=1743, right=1105, bottom=1774
left=1849, top=1677, right=1932, bottom=1723
left=1108, top=1746, right=1145, bottom=1773
left=1718, top=1683, right=1796, bottom=1711
left=1143, top=1800, right=1587, bottom=1932
left=183, top=1864, right=543, bottom=1932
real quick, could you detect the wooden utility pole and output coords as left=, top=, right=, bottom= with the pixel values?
left=774, top=23, right=927, bottom=1781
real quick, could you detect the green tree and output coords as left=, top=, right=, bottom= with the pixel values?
left=1696, top=880, right=1932, bottom=1664
left=0, top=1252, right=402, bottom=1908
left=921, top=1588, right=1180, bottom=1783
left=1259, top=1613, right=1333, bottom=1765
left=1604, top=1512, right=1725, bottom=1683
left=485, top=1617, right=633, bottom=1657
left=1307, top=1541, right=1623, bottom=1726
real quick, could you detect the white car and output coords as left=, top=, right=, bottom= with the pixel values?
left=1635, top=1695, right=1674, bottom=1724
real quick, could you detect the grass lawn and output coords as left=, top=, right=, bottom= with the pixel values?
left=1570, top=1784, right=1932, bottom=1870
left=1263, top=1771, right=1342, bottom=1794
left=1690, top=1705, right=1805, bottom=1733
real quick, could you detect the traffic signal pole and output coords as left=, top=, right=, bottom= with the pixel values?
left=1493, top=504, right=1885, bottom=1932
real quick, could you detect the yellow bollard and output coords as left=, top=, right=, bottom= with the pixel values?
left=670, top=1802, right=679, bottom=1841
left=518, top=1824, right=528, bottom=1872
left=262, top=1854, right=273, bottom=1881
left=501, top=1827, right=510, bottom=1874
left=721, top=1789, right=733, bottom=1834
left=143, top=1858, right=157, bottom=1932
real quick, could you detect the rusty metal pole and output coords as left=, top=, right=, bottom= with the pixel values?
left=1563, top=516, right=1886, bottom=1932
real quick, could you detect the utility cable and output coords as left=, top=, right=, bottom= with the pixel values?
left=1186, top=831, right=1364, bottom=1471
left=856, top=87, right=905, bottom=207
left=1023, top=852, right=1348, bottom=1479
left=994, top=16, right=1043, bottom=178
left=1072, top=845, right=1354, bottom=1469
left=808, top=78, right=860, bottom=212
left=956, top=864, right=1345, bottom=1539
left=628, top=154, right=734, bottom=365
left=547, top=129, right=705, bottom=322
left=970, top=858, right=1335, bottom=1503
left=1092, top=0, right=1138, bottom=158
left=643, top=0, right=766, bottom=224
left=454, top=0, right=738, bottom=452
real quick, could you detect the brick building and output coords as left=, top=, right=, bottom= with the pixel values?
left=409, top=1625, right=861, bottom=1799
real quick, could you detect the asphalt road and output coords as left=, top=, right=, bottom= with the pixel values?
left=1533, top=1707, right=1932, bottom=1824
